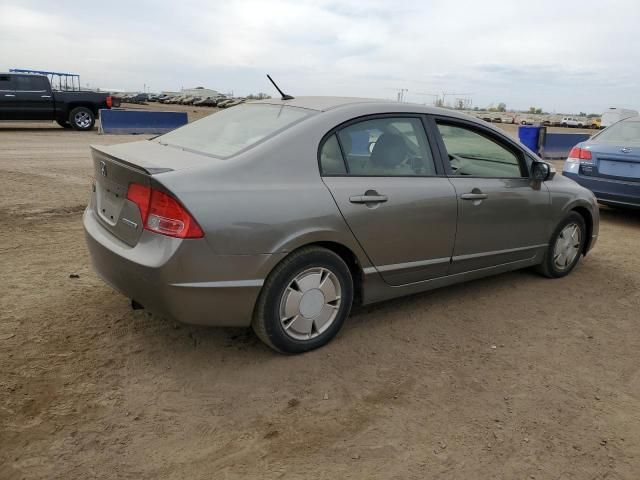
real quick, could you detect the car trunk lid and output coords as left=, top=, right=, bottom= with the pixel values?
left=90, top=141, right=216, bottom=246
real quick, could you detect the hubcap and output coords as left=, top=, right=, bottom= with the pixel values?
left=279, top=267, right=342, bottom=341
left=553, top=223, right=581, bottom=271
left=75, top=111, right=91, bottom=128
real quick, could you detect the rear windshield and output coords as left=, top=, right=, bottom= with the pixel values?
left=155, top=104, right=313, bottom=158
left=593, top=118, right=640, bottom=146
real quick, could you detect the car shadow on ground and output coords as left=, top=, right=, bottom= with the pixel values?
left=598, top=205, right=640, bottom=227
left=123, top=266, right=552, bottom=359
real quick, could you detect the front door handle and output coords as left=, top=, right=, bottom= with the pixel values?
left=349, top=194, right=388, bottom=204
left=41, top=95, right=51, bottom=98
left=4, top=94, right=15, bottom=97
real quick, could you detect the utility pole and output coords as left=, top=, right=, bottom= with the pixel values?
left=396, top=88, right=408, bottom=102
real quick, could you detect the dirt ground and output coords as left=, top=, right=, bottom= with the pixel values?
left=1, top=106, right=640, bottom=480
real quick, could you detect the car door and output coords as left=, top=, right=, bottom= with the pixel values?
left=320, top=115, right=457, bottom=286
left=431, top=117, right=551, bottom=274
left=0, top=74, right=18, bottom=120
left=12, top=75, right=54, bottom=120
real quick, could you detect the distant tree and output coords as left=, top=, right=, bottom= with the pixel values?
left=496, top=102, right=507, bottom=112
left=579, top=111, right=586, bottom=116
left=246, top=92, right=272, bottom=100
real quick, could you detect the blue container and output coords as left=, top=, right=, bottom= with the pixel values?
left=518, top=125, right=542, bottom=154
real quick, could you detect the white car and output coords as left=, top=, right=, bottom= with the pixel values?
left=561, top=117, right=585, bottom=128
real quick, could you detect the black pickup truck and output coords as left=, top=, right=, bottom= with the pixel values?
left=0, top=72, right=113, bottom=131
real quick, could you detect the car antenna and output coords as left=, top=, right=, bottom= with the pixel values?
left=267, top=74, right=294, bottom=100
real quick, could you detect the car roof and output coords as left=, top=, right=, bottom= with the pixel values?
left=250, top=95, right=468, bottom=117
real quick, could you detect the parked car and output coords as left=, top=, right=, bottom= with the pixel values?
left=216, top=98, right=235, bottom=108
left=0, top=72, right=113, bottom=130
left=193, top=96, right=218, bottom=107
left=222, top=98, right=245, bottom=108
left=600, top=107, right=638, bottom=129
left=561, top=117, right=585, bottom=128
left=563, top=115, right=640, bottom=207
left=84, top=97, right=599, bottom=353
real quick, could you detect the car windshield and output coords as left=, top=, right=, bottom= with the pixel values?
left=155, top=104, right=313, bottom=157
left=592, top=118, right=640, bottom=146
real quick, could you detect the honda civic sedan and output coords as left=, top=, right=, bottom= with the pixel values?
left=563, top=115, right=640, bottom=207
left=84, top=97, right=599, bottom=353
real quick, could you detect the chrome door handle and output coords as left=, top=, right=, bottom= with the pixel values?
left=349, top=194, right=388, bottom=204
left=41, top=95, right=51, bottom=98
left=4, top=94, right=15, bottom=97
left=460, top=193, right=488, bottom=200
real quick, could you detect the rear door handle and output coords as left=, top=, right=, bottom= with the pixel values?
left=460, top=193, right=488, bottom=200
left=41, top=95, right=51, bottom=98
left=349, top=194, right=388, bottom=204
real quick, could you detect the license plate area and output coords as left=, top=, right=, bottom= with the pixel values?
left=96, top=178, right=127, bottom=226
left=599, top=160, right=640, bottom=180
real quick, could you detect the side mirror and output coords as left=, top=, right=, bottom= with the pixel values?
left=531, top=161, right=553, bottom=181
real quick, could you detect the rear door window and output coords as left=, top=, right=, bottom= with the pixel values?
left=320, top=117, right=436, bottom=176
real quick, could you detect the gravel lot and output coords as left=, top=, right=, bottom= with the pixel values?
left=1, top=107, right=639, bottom=479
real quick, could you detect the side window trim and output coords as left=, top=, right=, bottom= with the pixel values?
left=431, top=115, right=529, bottom=178
left=318, top=113, right=445, bottom=177
left=334, top=132, right=350, bottom=174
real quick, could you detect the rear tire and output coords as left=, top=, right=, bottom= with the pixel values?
left=536, top=212, right=586, bottom=278
left=69, top=107, right=95, bottom=131
left=252, top=247, right=353, bottom=354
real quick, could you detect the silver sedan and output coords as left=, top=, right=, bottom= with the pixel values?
left=84, top=97, right=599, bottom=353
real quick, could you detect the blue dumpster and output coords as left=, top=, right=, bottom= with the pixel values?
left=518, top=125, right=544, bottom=154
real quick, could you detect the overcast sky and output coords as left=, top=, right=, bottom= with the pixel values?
left=1, top=0, right=638, bottom=113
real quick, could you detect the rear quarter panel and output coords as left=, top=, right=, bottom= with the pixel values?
left=154, top=112, right=374, bottom=268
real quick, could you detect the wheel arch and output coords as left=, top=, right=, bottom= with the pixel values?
left=67, top=102, right=99, bottom=116
left=570, top=205, right=594, bottom=255
left=261, top=240, right=365, bottom=307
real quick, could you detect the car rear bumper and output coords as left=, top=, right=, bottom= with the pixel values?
left=563, top=172, right=640, bottom=208
left=83, top=208, right=284, bottom=327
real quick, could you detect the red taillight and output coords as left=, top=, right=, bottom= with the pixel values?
left=568, top=146, right=592, bottom=161
left=106, top=95, right=113, bottom=108
left=126, top=183, right=204, bottom=238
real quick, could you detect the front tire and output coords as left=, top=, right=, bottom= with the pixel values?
left=537, top=212, right=586, bottom=278
left=252, top=247, right=354, bottom=354
left=69, top=107, right=95, bottom=131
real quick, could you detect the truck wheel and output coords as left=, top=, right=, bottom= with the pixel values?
left=69, top=107, right=95, bottom=131
left=56, top=119, right=72, bottom=129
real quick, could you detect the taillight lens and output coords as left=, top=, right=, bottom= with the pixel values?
left=106, top=95, right=113, bottom=108
left=126, top=183, right=204, bottom=238
left=568, top=146, right=593, bottom=162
